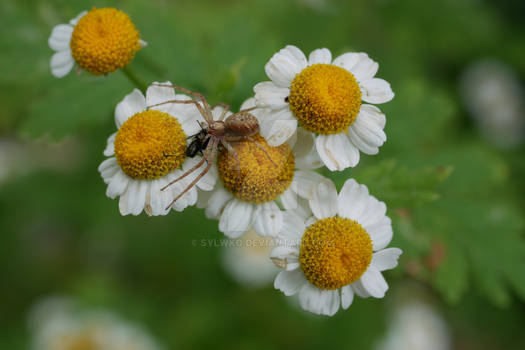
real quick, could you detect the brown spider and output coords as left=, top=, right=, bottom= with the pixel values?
left=148, top=83, right=276, bottom=211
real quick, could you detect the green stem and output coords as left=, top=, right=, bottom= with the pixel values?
left=121, top=66, right=147, bottom=92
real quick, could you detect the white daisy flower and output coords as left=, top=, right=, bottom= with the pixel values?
left=98, top=82, right=217, bottom=216
left=48, top=8, right=147, bottom=78
left=271, top=178, right=402, bottom=316
left=254, top=45, right=394, bottom=171
left=221, top=228, right=279, bottom=288
left=197, top=98, right=329, bottom=238
left=29, top=297, right=163, bottom=350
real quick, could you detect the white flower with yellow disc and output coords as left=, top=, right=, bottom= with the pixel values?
left=197, top=98, right=327, bottom=238
left=98, top=82, right=216, bottom=216
left=271, top=178, right=402, bottom=316
left=48, top=7, right=147, bottom=78
left=254, top=45, right=394, bottom=171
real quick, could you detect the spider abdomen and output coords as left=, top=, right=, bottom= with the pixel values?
left=225, top=112, right=259, bottom=136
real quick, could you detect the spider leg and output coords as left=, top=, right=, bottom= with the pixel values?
left=211, top=102, right=231, bottom=121
left=161, top=136, right=213, bottom=191
left=221, top=140, right=241, bottom=171
left=148, top=99, right=208, bottom=122
left=152, top=83, right=213, bottom=120
left=247, top=136, right=278, bottom=168
left=237, top=106, right=257, bottom=113
left=165, top=140, right=219, bottom=210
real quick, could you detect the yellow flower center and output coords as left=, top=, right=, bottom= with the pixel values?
left=288, top=64, right=362, bottom=134
left=300, top=216, right=372, bottom=290
left=217, top=135, right=295, bottom=204
left=114, top=110, right=186, bottom=180
left=70, top=8, right=141, bottom=75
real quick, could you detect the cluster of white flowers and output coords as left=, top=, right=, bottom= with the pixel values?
left=49, top=9, right=401, bottom=316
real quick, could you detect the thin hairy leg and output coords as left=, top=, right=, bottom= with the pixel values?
left=148, top=99, right=208, bottom=121
left=226, top=135, right=278, bottom=167
left=221, top=140, right=240, bottom=171
left=152, top=83, right=212, bottom=119
left=237, top=106, right=257, bottom=113
left=161, top=137, right=214, bottom=191
left=165, top=140, right=219, bottom=210
left=211, top=102, right=230, bottom=120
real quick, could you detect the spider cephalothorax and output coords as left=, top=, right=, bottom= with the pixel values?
left=148, top=84, right=274, bottom=210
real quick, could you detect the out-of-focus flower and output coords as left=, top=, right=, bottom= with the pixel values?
left=254, top=45, right=393, bottom=171
left=271, top=178, right=402, bottom=316
left=460, top=60, right=525, bottom=148
left=99, top=82, right=217, bottom=216
left=221, top=228, right=278, bottom=288
left=375, top=300, right=451, bottom=350
left=198, top=98, right=326, bottom=238
left=48, top=8, right=147, bottom=78
left=29, top=297, right=163, bottom=350
left=0, top=137, right=81, bottom=185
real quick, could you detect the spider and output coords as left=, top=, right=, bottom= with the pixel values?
left=148, top=83, right=276, bottom=211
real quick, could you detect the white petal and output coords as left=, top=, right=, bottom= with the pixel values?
left=337, top=178, right=370, bottom=220
left=119, top=188, right=130, bottom=215
left=280, top=187, right=298, bottom=211
left=48, top=24, right=73, bottom=51
left=290, top=126, right=314, bottom=153
left=148, top=179, right=168, bottom=216
left=103, top=133, right=116, bottom=157
left=315, top=134, right=360, bottom=171
left=205, top=187, right=233, bottom=219
left=177, top=177, right=198, bottom=207
left=265, top=45, right=307, bottom=87
left=126, top=180, right=148, bottom=216
left=69, top=11, right=87, bottom=26
left=308, top=48, right=332, bottom=65
left=146, top=81, right=177, bottom=114
left=270, top=245, right=299, bottom=271
left=182, top=157, right=217, bottom=191
left=274, top=269, right=306, bottom=296
left=98, top=158, right=119, bottom=183
left=333, top=52, right=360, bottom=72
left=292, top=170, right=329, bottom=199
left=359, top=104, right=386, bottom=129
left=341, top=285, right=354, bottom=310
left=253, top=82, right=289, bottom=109
left=115, top=89, right=146, bottom=128
left=160, top=173, right=187, bottom=212
left=219, top=199, right=255, bottom=238
left=299, top=284, right=340, bottom=316
left=356, top=197, right=387, bottom=227
left=261, top=118, right=297, bottom=147
left=372, top=248, right=402, bottom=271
left=359, top=265, right=388, bottom=298
left=365, top=216, right=393, bottom=251
left=360, top=78, right=394, bottom=104
left=277, top=210, right=305, bottom=243
left=253, top=202, right=283, bottom=237
left=50, top=50, right=74, bottom=78
left=351, top=280, right=371, bottom=298
left=106, top=171, right=130, bottom=199
left=333, top=52, right=378, bottom=82
left=309, top=180, right=338, bottom=219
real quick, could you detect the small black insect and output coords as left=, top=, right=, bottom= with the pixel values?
left=186, top=125, right=209, bottom=157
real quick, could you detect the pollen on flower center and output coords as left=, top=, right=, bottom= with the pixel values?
left=288, top=64, right=362, bottom=134
left=114, top=110, right=186, bottom=180
left=299, top=216, right=372, bottom=290
left=217, top=134, right=295, bottom=204
left=70, top=8, right=141, bottom=75
left=61, top=332, right=98, bottom=350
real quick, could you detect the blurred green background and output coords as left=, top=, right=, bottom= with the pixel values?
left=1, top=0, right=525, bottom=349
